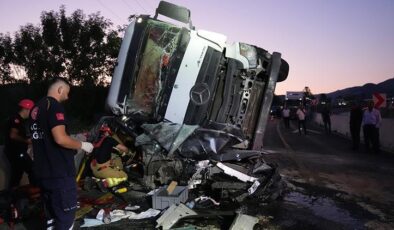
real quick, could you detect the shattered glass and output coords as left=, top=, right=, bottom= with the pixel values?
left=136, top=122, right=198, bottom=155
left=126, top=20, right=182, bottom=117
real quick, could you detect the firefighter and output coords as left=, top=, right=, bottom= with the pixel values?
left=29, top=77, right=94, bottom=230
left=4, top=99, right=35, bottom=189
left=90, top=125, right=128, bottom=188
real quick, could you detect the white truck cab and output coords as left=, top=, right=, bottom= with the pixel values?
left=106, top=1, right=289, bottom=150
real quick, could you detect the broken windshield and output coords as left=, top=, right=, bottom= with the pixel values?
left=126, top=19, right=182, bottom=117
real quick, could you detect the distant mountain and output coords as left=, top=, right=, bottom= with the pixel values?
left=327, top=78, right=394, bottom=100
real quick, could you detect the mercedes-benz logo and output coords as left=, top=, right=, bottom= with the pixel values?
left=190, top=83, right=210, bottom=105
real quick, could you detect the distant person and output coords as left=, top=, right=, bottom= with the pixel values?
left=282, top=105, right=290, bottom=129
left=4, top=99, right=35, bottom=189
left=374, top=103, right=382, bottom=153
left=296, top=105, right=307, bottom=135
left=362, top=101, right=381, bottom=154
left=29, top=77, right=94, bottom=230
left=321, top=104, right=331, bottom=134
left=349, top=102, right=363, bottom=150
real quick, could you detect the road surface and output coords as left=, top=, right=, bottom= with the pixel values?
left=261, top=117, right=394, bottom=229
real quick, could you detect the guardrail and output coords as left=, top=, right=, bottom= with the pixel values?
left=312, top=112, right=394, bottom=153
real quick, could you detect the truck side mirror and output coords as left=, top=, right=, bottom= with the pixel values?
left=154, top=1, right=194, bottom=29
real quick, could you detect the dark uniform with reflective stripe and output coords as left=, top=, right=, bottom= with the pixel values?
left=30, top=97, right=77, bottom=230
left=4, top=113, right=34, bottom=188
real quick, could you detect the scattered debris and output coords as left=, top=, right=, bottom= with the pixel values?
left=229, top=213, right=259, bottom=230
left=152, top=184, right=189, bottom=210
left=81, top=208, right=161, bottom=228
left=156, top=204, right=197, bottom=229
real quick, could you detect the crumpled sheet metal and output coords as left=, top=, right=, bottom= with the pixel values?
left=210, top=149, right=262, bottom=162
left=156, top=203, right=197, bottom=230
left=229, top=213, right=259, bottom=230
left=136, top=122, right=198, bottom=155
left=177, top=129, right=241, bottom=159
left=216, top=162, right=258, bottom=183
left=136, top=121, right=241, bottom=158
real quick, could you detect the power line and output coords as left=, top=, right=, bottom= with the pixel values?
left=132, top=0, right=149, bottom=14
left=121, top=0, right=136, bottom=14
left=96, top=0, right=127, bottom=25
left=144, top=0, right=156, bottom=11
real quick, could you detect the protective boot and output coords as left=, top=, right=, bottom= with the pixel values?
left=90, top=159, right=127, bottom=188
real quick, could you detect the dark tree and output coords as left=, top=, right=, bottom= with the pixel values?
left=55, top=7, right=122, bottom=86
left=41, top=10, right=65, bottom=78
left=13, top=24, right=47, bottom=82
left=0, top=33, right=14, bottom=84
left=1, top=6, right=122, bottom=86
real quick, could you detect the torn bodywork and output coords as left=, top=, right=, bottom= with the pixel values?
left=90, top=0, right=288, bottom=204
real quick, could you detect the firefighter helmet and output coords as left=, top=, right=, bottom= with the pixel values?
left=99, top=125, right=112, bottom=135
left=18, top=99, right=35, bottom=110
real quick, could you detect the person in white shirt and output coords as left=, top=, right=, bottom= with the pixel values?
left=362, top=101, right=382, bottom=153
left=282, top=105, right=290, bottom=129
left=296, top=105, right=307, bottom=134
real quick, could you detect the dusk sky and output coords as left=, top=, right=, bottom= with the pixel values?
left=1, top=0, right=393, bottom=95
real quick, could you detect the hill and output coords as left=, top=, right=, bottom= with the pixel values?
left=327, top=78, right=394, bottom=100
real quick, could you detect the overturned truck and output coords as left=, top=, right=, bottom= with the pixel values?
left=91, top=1, right=289, bottom=204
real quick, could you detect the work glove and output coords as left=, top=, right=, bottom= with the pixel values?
left=81, top=141, right=94, bottom=154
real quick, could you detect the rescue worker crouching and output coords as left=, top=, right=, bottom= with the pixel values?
left=90, top=126, right=128, bottom=188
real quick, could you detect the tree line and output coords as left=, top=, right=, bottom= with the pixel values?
left=0, top=6, right=124, bottom=86
left=0, top=7, right=130, bottom=142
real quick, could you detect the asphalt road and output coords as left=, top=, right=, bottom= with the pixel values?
left=261, top=118, right=394, bottom=230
